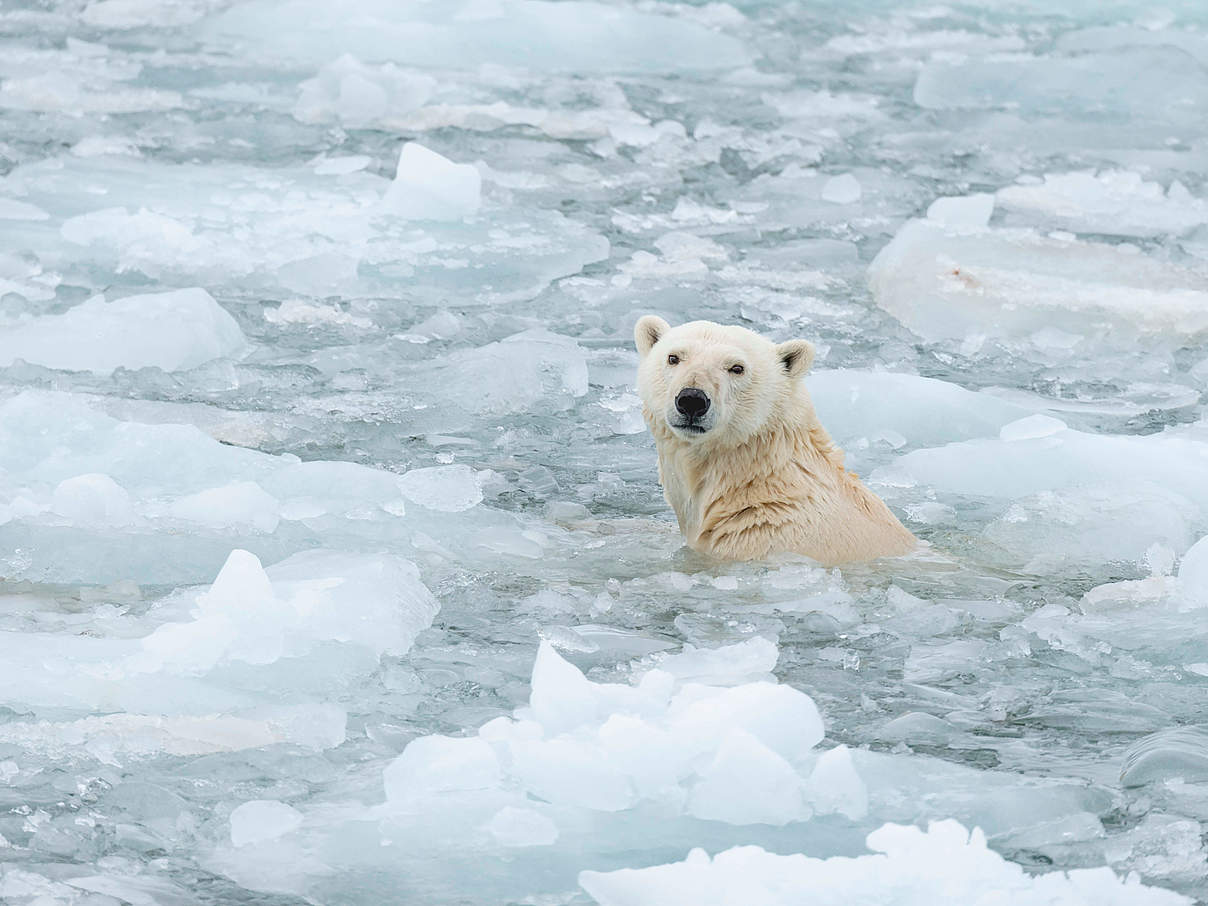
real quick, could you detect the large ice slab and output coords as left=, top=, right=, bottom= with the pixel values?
left=0, top=390, right=574, bottom=583
left=808, top=370, right=1031, bottom=450
left=294, top=55, right=436, bottom=127
left=204, top=0, right=750, bottom=73
left=0, top=548, right=438, bottom=714
left=868, top=217, right=1208, bottom=347
left=914, top=48, right=1208, bottom=128
left=579, top=820, right=1191, bottom=906
left=0, top=43, right=182, bottom=114
left=0, top=546, right=436, bottom=772
left=877, top=423, right=1208, bottom=510
left=423, top=642, right=829, bottom=819
left=997, top=171, right=1208, bottom=238
left=875, top=420, right=1208, bottom=570
left=0, top=391, right=393, bottom=582
left=0, top=154, right=608, bottom=301
left=208, top=640, right=1132, bottom=902
left=293, top=54, right=651, bottom=140
left=0, top=288, right=247, bottom=374
left=133, top=548, right=439, bottom=676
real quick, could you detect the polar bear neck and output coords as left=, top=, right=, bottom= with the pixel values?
left=649, top=390, right=845, bottom=541
left=647, top=386, right=915, bottom=564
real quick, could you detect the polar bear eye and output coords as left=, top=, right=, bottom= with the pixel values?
left=728, top=364, right=745, bottom=375
left=667, top=354, right=680, bottom=365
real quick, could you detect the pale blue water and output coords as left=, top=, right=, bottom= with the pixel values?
left=0, top=1, right=1206, bottom=903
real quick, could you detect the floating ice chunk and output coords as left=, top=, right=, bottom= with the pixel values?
left=579, top=821, right=1193, bottom=905
left=595, top=714, right=684, bottom=798
left=230, top=801, right=304, bottom=847
left=687, top=729, right=809, bottom=826
left=166, top=482, right=280, bottom=533
left=983, top=485, right=1192, bottom=572
left=926, top=193, right=994, bottom=229
left=0, top=252, right=58, bottom=302
left=510, top=736, right=637, bottom=811
left=382, top=143, right=481, bottom=221
left=3, top=155, right=606, bottom=301
left=264, top=298, right=372, bottom=326
left=0, top=67, right=181, bottom=113
left=387, top=644, right=827, bottom=824
left=820, top=173, right=861, bottom=204
left=0, top=392, right=445, bottom=583
left=650, top=638, right=778, bottom=685
left=869, top=218, right=1208, bottom=345
left=528, top=639, right=609, bottom=733
left=397, top=464, right=483, bottom=512
left=50, top=473, right=135, bottom=526
left=295, top=55, right=435, bottom=126
left=998, top=171, right=1208, bottom=238
left=264, top=459, right=408, bottom=519
left=384, top=736, right=502, bottom=801
left=809, top=370, right=1032, bottom=450
left=999, top=414, right=1067, bottom=442
left=1178, top=535, right=1208, bottom=607
left=734, top=164, right=916, bottom=232
left=802, top=745, right=868, bottom=819
left=0, top=555, right=436, bottom=717
left=877, top=427, right=1208, bottom=511
left=483, top=807, right=558, bottom=847
left=0, top=289, right=247, bottom=374
left=914, top=47, right=1208, bottom=125
left=668, top=681, right=824, bottom=763
left=133, top=548, right=440, bottom=675
left=430, top=331, right=590, bottom=415
left=204, top=0, right=751, bottom=74
left=1101, top=813, right=1208, bottom=885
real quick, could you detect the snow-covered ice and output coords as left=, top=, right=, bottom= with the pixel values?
left=868, top=218, right=1208, bottom=348
left=3, top=0, right=1208, bottom=903
left=0, top=288, right=246, bottom=374
left=579, top=821, right=1191, bottom=906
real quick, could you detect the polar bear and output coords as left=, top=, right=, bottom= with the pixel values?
left=634, top=316, right=916, bottom=565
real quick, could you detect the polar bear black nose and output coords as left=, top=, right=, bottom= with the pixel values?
left=675, top=387, right=711, bottom=418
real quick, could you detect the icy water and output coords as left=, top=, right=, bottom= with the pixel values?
left=2, top=0, right=1208, bottom=903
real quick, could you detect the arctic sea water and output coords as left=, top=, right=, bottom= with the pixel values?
left=1, top=0, right=1207, bottom=903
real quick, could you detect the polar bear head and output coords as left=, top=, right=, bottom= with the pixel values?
left=633, top=316, right=814, bottom=446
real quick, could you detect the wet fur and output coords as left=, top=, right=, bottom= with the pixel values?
left=636, top=317, right=916, bottom=565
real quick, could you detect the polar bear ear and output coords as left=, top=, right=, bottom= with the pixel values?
left=634, top=315, right=671, bottom=358
left=776, top=339, right=815, bottom=379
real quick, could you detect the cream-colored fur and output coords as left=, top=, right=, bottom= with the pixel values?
left=634, top=316, right=916, bottom=566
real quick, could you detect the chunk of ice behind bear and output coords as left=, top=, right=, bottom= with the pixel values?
left=868, top=218, right=1208, bottom=347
